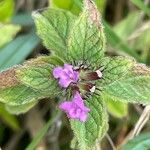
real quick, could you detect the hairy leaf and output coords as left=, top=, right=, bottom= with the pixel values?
left=103, top=64, right=150, bottom=104
left=0, top=83, right=49, bottom=106
left=98, top=56, right=135, bottom=86
left=68, top=1, right=105, bottom=69
left=16, top=64, right=58, bottom=91
left=0, top=24, right=20, bottom=47
left=0, top=56, right=61, bottom=106
left=71, top=95, right=108, bottom=150
left=33, top=8, right=76, bottom=59
left=121, top=133, right=150, bottom=150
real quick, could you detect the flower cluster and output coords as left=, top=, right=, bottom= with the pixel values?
left=53, top=64, right=102, bottom=122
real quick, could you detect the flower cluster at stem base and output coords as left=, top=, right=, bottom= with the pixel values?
left=53, top=64, right=102, bottom=122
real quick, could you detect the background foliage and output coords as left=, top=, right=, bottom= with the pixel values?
left=0, top=0, right=150, bottom=150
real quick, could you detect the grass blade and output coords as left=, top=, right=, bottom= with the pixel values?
left=131, top=0, right=150, bottom=17
left=26, top=111, right=61, bottom=150
left=104, top=21, right=142, bottom=62
left=0, top=31, right=40, bottom=70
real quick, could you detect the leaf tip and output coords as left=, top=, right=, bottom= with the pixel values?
left=84, top=0, right=102, bottom=27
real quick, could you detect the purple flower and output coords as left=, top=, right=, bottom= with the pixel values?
left=59, top=92, right=90, bottom=122
left=53, top=64, right=79, bottom=88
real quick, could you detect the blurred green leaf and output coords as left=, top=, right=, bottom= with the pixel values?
left=0, top=31, right=40, bottom=70
left=103, top=21, right=142, bottom=62
left=133, top=27, right=150, bottom=52
left=5, top=101, right=37, bottom=114
left=12, top=13, right=34, bottom=26
left=121, top=132, right=150, bottom=150
left=0, top=24, right=21, bottom=47
left=107, top=98, right=128, bottom=118
left=50, top=0, right=82, bottom=15
left=50, top=0, right=106, bottom=15
left=26, top=111, right=60, bottom=150
left=0, top=103, right=20, bottom=130
left=113, top=12, right=140, bottom=40
left=0, top=0, right=14, bottom=22
left=131, top=0, right=150, bottom=17
left=51, top=0, right=73, bottom=10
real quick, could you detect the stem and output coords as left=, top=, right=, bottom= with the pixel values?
left=130, top=105, right=150, bottom=139
left=106, top=134, right=116, bottom=150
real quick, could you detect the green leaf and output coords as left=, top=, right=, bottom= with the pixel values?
left=106, top=97, right=128, bottom=118
left=0, top=83, right=49, bottom=106
left=121, top=132, right=150, bottom=150
left=33, top=8, right=76, bottom=59
left=71, top=95, right=108, bottom=150
left=0, top=31, right=40, bottom=71
left=16, top=61, right=60, bottom=92
left=131, top=0, right=150, bottom=17
left=5, top=101, right=37, bottom=114
left=26, top=111, right=60, bottom=150
left=0, top=0, right=14, bottom=22
left=0, top=24, right=21, bottom=47
left=68, top=3, right=105, bottom=69
left=98, top=56, right=135, bottom=86
left=103, top=63, right=150, bottom=104
left=0, top=56, right=61, bottom=106
left=0, top=103, right=20, bottom=130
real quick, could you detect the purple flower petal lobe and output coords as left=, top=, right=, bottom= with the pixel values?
left=59, top=92, right=90, bottom=122
left=53, top=64, right=79, bottom=88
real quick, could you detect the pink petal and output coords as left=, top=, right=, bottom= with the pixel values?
left=84, top=107, right=90, bottom=112
left=59, top=78, right=72, bottom=88
left=59, top=101, right=72, bottom=111
left=53, top=67, right=63, bottom=78
left=73, top=71, right=79, bottom=82
left=68, top=109, right=77, bottom=119
left=79, top=112, right=88, bottom=122
left=64, top=64, right=73, bottom=72
left=73, top=92, right=85, bottom=109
